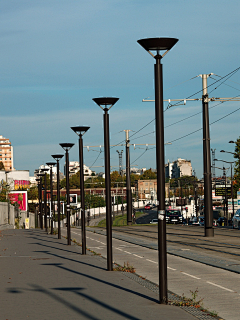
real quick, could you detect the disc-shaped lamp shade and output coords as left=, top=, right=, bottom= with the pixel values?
left=41, top=168, right=49, bottom=172
left=71, top=126, right=90, bottom=136
left=37, top=173, right=45, bottom=177
left=36, top=178, right=40, bottom=182
left=92, top=97, right=119, bottom=108
left=46, top=162, right=56, bottom=167
left=59, top=143, right=75, bottom=151
left=220, top=150, right=225, bottom=153
left=229, top=141, right=234, bottom=143
left=137, top=38, right=178, bottom=52
left=51, top=154, right=64, bottom=161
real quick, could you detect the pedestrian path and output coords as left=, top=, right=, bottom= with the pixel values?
left=0, top=229, right=197, bottom=320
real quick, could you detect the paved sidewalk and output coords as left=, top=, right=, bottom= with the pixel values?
left=0, top=229, right=197, bottom=320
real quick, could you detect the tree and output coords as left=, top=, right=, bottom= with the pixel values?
left=28, top=186, right=38, bottom=200
left=140, top=169, right=156, bottom=180
left=233, top=137, right=240, bottom=197
left=0, top=161, right=5, bottom=171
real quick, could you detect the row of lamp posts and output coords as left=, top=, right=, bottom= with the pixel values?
left=35, top=37, right=180, bottom=304
left=35, top=37, right=217, bottom=305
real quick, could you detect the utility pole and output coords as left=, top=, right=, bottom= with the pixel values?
left=200, top=74, right=214, bottom=237
left=124, top=130, right=132, bottom=225
left=116, top=150, right=123, bottom=176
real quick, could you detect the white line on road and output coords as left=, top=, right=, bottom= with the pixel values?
left=146, top=259, right=157, bottom=264
left=124, top=251, right=132, bottom=254
left=207, top=281, right=235, bottom=292
left=182, top=272, right=201, bottom=280
left=167, top=267, right=177, bottom=271
left=115, top=248, right=123, bottom=251
left=133, top=254, right=143, bottom=258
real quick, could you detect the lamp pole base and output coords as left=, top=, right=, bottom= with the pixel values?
left=205, top=228, right=214, bottom=237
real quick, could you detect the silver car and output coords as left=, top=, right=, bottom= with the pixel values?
left=232, top=209, right=240, bottom=229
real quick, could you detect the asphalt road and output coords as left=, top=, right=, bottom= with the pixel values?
left=136, top=208, right=158, bottom=224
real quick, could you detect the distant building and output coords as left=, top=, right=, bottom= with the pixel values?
left=0, top=135, right=14, bottom=171
left=137, top=179, right=169, bottom=199
left=165, top=158, right=192, bottom=179
left=121, top=167, right=147, bottom=176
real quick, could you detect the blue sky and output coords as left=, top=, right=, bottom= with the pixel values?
left=0, top=0, right=240, bottom=178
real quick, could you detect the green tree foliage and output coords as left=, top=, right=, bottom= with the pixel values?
left=85, top=176, right=105, bottom=188
left=233, top=137, right=240, bottom=197
left=28, top=186, right=38, bottom=200
left=140, top=169, right=156, bottom=180
left=0, top=161, right=5, bottom=171
left=84, top=194, right=105, bottom=208
left=110, top=171, right=125, bottom=187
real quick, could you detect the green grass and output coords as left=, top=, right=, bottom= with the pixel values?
left=97, top=211, right=144, bottom=227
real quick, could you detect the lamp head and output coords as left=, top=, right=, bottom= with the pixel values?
left=137, top=37, right=178, bottom=58
left=71, top=126, right=90, bottom=136
left=229, top=141, right=235, bottom=143
left=46, top=162, right=56, bottom=168
left=92, top=97, right=119, bottom=111
left=41, top=168, right=49, bottom=173
left=59, top=143, right=75, bottom=151
left=51, top=154, right=64, bottom=161
left=220, top=150, right=225, bottom=153
left=37, top=173, right=45, bottom=177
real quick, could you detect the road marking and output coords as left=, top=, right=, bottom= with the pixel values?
left=133, top=254, right=143, bottom=258
left=167, top=267, right=176, bottom=271
left=181, top=249, right=190, bottom=251
left=99, top=242, right=105, bottom=245
left=115, top=248, right=123, bottom=251
left=124, top=251, right=132, bottom=254
left=146, top=259, right=157, bottom=264
left=182, top=272, right=201, bottom=280
left=207, top=281, right=234, bottom=292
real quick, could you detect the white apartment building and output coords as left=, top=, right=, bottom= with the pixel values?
left=165, top=158, right=192, bottom=179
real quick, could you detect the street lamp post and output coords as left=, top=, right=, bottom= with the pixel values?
left=35, top=178, right=40, bottom=228
left=51, top=154, right=64, bottom=239
left=37, top=173, right=45, bottom=230
left=41, top=168, right=49, bottom=233
left=71, top=125, right=90, bottom=255
left=46, top=162, right=56, bottom=234
left=137, top=37, right=178, bottom=304
left=60, top=143, right=74, bottom=245
left=93, top=97, right=119, bottom=271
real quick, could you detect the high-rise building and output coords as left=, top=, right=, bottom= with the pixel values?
left=0, top=135, right=13, bottom=171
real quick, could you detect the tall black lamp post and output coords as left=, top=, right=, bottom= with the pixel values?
left=137, top=37, right=178, bottom=304
left=37, top=173, right=44, bottom=229
left=41, top=168, right=49, bottom=233
left=35, top=177, right=40, bottom=228
left=46, top=162, right=56, bottom=234
left=71, top=125, right=90, bottom=255
left=60, top=143, right=74, bottom=245
left=93, top=97, right=119, bottom=271
left=51, top=154, right=64, bottom=239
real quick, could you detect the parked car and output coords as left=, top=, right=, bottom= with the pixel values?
left=198, top=216, right=204, bottom=226
left=190, top=217, right=199, bottom=225
left=150, top=219, right=158, bottom=224
left=217, top=216, right=227, bottom=226
left=232, top=210, right=240, bottom=229
left=145, top=204, right=151, bottom=210
left=165, top=210, right=183, bottom=224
